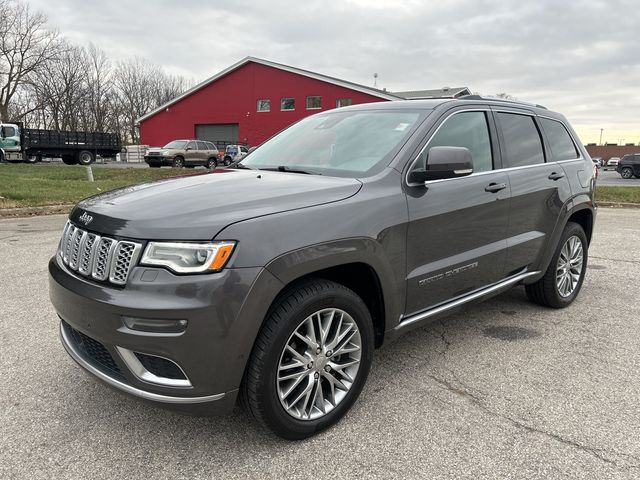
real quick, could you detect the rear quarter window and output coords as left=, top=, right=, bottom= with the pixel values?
left=540, top=118, right=579, bottom=161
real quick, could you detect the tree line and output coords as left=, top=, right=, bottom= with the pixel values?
left=0, top=0, right=190, bottom=144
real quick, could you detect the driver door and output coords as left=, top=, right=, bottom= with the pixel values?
left=404, top=109, right=511, bottom=315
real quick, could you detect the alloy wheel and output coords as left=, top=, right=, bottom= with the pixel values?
left=556, top=235, right=584, bottom=297
left=277, top=308, right=362, bottom=421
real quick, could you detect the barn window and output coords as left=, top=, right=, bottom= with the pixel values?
left=306, top=96, right=322, bottom=110
left=336, top=98, right=352, bottom=108
left=257, top=99, right=270, bottom=112
left=281, top=98, right=295, bottom=111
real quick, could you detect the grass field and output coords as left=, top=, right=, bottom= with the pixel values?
left=0, top=164, right=197, bottom=208
left=1, top=164, right=639, bottom=209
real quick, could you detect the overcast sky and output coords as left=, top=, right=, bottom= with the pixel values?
left=29, top=0, right=640, bottom=144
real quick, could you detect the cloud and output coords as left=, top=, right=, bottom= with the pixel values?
left=28, top=0, right=640, bottom=143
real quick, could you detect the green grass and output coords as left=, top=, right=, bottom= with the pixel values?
left=1, top=164, right=638, bottom=209
left=595, top=186, right=640, bottom=204
left=0, top=164, right=197, bottom=209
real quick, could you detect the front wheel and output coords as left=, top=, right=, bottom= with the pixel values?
left=526, top=222, right=588, bottom=308
left=620, top=167, right=633, bottom=179
left=172, top=156, right=184, bottom=168
left=242, top=279, right=374, bottom=439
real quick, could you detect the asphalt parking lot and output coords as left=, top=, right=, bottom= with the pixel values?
left=1, top=208, right=639, bottom=479
left=598, top=168, right=640, bottom=186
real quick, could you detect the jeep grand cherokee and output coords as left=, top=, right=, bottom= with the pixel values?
left=50, top=96, right=596, bottom=439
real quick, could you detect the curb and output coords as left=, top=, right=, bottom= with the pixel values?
left=597, top=202, right=640, bottom=209
left=0, top=204, right=73, bottom=218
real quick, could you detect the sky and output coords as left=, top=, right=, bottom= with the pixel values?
left=29, top=0, right=640, bottom=145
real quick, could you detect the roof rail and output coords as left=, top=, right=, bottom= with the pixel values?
left=459, top=94, right=547, bottom=110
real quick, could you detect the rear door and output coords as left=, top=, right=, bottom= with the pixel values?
left=184, top=141, right=198, bottom=164
left=196, top=141, right=210, bottom=164
left=404, top=108, right=511, bottom=315
left=494, top=110, right=572, bottom=273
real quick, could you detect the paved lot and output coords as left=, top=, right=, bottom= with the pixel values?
left=598, top=168, right=640, bottom=186
left=1, top=209, right=639, bottom=479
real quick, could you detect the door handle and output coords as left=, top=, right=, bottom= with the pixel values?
left=548, top=172, right=565, bottom=181
left=485, top=182, right=507, bottom=193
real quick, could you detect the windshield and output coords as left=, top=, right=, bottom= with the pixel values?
left=163, top=140, right=188, bottom=149
left=242, top=110, right=426, bottom=177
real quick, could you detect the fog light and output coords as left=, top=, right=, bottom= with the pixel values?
left=122, top=316, right=188, bottom=333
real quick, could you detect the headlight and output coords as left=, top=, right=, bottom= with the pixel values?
left=140, top=241, right=236, bottom=273
left=162, top=151, right=172, bottom=156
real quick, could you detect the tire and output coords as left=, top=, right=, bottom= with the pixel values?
left=224, top=156, right=232, bottom=166
left=24, top=155, right=39, bottom=164
left=242, top=279, right=374, bottom=440
left=77, top=150, right=94, bottom=165
left=525, top=222, right=588, bottom=308
left=620, top=167, right=633, bottom=179
left=206, top=158, right=217, bottom=169
left=62, top=156, right=78, bottom=165
left=172, top=156, right=184, bottom=168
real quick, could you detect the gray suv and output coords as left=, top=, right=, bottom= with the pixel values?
left=50, top=97, right=596, bottom=439
left=144, top=139, right=219, bottom=168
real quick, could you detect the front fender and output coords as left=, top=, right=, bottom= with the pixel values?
left=265, top=237, right=406, bottom=334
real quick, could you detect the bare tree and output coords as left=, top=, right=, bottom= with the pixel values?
left=0, top=0, right=60, bottom=122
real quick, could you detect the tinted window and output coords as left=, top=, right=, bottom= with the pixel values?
left=419, top=111, right=493, bottom=173
left=540, top=118, right=578, bottom=161
left=196, top=141, right=208, bottom=150
left=207, top=142, right=217, bottom=150
left=185, top=141, right=196, bottom=150
left=240, top=146, right=248, bottom=153
left=497, top=113, right=544, bottom=167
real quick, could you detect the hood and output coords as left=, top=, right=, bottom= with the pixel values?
left=71, top=169, right=362, bottom=240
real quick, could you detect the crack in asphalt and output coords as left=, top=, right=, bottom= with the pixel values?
left=590, top=255, right=640, bottom=265
left=421, top=329, right=640, bottom=472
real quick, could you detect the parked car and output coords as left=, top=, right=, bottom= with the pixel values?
left=144, top=140, right=219, bottom=168
left=591, top=156, right=602, bottom=168
left=50, top=96, right=595, bottom=440
left=616, top=153, right=640, bottom=179
left=607, top=157, right=620, bottom=167
left=221, top=144, right=249, bottom=166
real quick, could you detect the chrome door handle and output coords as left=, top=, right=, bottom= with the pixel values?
left=485, top=182, right=507, bottom=193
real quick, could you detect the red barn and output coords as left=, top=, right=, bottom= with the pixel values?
left=137, top=57, right=470, bottom=148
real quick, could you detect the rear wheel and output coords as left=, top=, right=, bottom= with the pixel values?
left=206, top=158, right=217, bottom=169
left=242, top=279, right=374, bottom=439
left=77, top=150, right=94, bottom=165
left=25, top=154, right=40, bottom=164
left=172, top=156, right=184, bottom=168
left=620, top=167, right=633, bottom=179
left=526, top=222, right=587, bottom=308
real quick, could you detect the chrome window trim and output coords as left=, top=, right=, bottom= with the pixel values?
left=115, top=347, right=192, bottom=388
left=405, top=108, right=586, bottom=187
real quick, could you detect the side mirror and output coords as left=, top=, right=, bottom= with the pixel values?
left=185, top=146, right=192, bottom=151
left=409, top=146, right=473, bottom=183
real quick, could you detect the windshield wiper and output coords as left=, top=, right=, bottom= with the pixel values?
left=229, top=160, right=256, bottom=170
left=259, top=165, right=322, bottom=175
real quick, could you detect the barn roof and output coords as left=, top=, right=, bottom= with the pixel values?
left=136, top=56, right=403, bottom=123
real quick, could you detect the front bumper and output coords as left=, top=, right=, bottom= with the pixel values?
left=144, top=156, right=172, bottom=165
left=49, top=255, right=282, bottom=414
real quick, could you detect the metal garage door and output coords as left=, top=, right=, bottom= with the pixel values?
left=195, top=124, right=239, bottom=144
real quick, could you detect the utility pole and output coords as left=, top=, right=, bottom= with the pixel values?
left=599, top=128, right=603, bottom=146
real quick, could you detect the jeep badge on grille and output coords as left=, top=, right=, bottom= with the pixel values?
left=78, top=212, right=93, bottom=226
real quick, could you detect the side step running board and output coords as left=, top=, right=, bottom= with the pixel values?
left=396, top=270, right=540, bottom=331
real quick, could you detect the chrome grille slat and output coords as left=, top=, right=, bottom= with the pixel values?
left=57, top=221, right=141, bottom=285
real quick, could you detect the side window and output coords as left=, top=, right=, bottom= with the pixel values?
left=186, top=141, right=196, bottom=150
left=540, top=118, right=579, bottom=161
left=257, top=99, right=270, bottom=112
left=207, top=142, right=217, bottom=151
left=240, top=146, right=248, bottom=153
left=196, top=141, right=208, bottom=150
left=497, top=113, right=545, bottom=167
left=418, top=111, right=493, bottom=173
left=281, top=98, right=295, bottom=111
left=336, top=98, right=352, bottom=108
left=1, top=126, right=16, bottom=137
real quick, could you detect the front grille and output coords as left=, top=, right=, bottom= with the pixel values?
left=58, top=221, right=141, bottom=286
left=64, top=321, right=124, bottom=380
left=134, top=352, right=187, bottom=380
